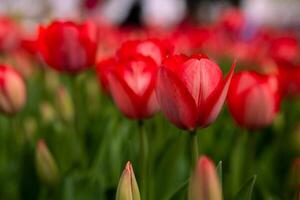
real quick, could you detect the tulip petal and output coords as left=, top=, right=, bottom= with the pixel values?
left=156, top=67, right=197, bottom=130
left=144, top=91, right=160, bottom=118
left=107, top=72, right=139, bottom=119
left=201, top=61, right=236, bottom=127
left=180, top=58, right=222, bottom=109
left=243, top=84, right=275, bottom=128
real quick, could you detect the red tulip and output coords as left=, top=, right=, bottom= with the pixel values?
left=278, top=64, right=300, bottom=97
left=227, top=71, right=280, bottom=129
left=269, top=35, right=299, bottom=66
left=107, top=55, right=159, bottom=119
left=0, top=65, right=27, bottom=115
left=156, top=54, right=235, bottom=130
left=96, top=57, right=117, bottom=93
left=0, top=17, right=20, bottom=52
left=116, top=39, right=172, bottom=65
left=38, top=21, right=98, bottom=74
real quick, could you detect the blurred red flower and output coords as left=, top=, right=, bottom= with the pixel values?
left=156, top=54, right=235, bottom=130
left=227, top=71, right=280, bottom=129
left=269, top=35, right=299, bottom=66
left=96, top=57, right=116, bottom=93
left=116, top=39, right=173, bottom=65
left=0, top=18, right=20, bottom=53
left=0, top=65, right=26, bottom=115
left=38, top=21, right=98, bottom=74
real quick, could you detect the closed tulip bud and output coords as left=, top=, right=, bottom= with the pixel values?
left=40, top=101, right=56, bottom=124
left=56, top=86, right=74, bottom=122
left=44, top=71, right=60, bottom=93
left=85, top=78, right=100, bottom=113
left=35, top=139, right=59, bottom=186
left=156, top=54, right=235, bottom=130
left=116, top=161, right=140, bottom=200
left=24, top=117, right=37, bottom=140
left=0, top=65, right=27, bottom=115
left=227, top=71, right=280, bottom=129
left=189, top=156, right=222, bottom=200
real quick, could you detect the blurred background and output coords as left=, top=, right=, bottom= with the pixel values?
left=1, top=0, right=300, bottom=28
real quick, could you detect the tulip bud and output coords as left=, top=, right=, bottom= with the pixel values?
left=189, top=156, right=222, bottom=200
left=44, top=71, right=60, bottom=93
left=40, top=101, right=56, bottom=125
left=116, top=161, right=140, bottom=200
left=0, top=65, right=26, bottom=115
left=85, top=78, right=100, bottom=113
left=35, top=139, right=59, bottom=186
left=24, top=117, right=37, bottom=140
left=56, top=86, right=74, bottom=122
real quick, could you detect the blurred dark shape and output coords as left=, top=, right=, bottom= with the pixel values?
left=121, top=1, right=142, bottom=26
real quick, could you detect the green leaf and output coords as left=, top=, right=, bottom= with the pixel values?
left=165, top=179, right=189, bottom=200
left=233, top=175, right=257, bottom=200
left=216, top=161, right=223, bottom=184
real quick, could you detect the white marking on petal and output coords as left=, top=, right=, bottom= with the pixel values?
left=124, top=61, right=151, bottom=96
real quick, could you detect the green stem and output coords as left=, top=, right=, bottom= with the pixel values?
left=190, top=129, right=199, bottom=169
left=69, top=76, right=87, bottom=167
left=70, top=76, right=81, bottom=135
left=138, top=120, right=148, bottom=200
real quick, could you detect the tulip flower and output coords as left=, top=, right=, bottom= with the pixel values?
left=0, top=17, right=20, bottom=52
left=189, top=156, right=222, bottom=200
left=116, top=39, right=173, bottom=65
left=269, top=35, right=299, bottom=66
left=116, top=161, right=140, bottom=200
left=0, top=65, right=27, bottom=115
left=156, top=54, right=235, bottom=130
left=107, top=55, right=159, bottom=119
left=96, top=57, right=117, bottom=93
left=35, top=139, right=59, bottom=186
left=38, top=21, right=98, bottom=74
left=227, top=71, right=280, bottom=129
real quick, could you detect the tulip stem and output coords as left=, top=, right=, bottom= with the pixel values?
left=190, top=130, right=199, bottom=169
left=138, top=120, right=148, bottom=200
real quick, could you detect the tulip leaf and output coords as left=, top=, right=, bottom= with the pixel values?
left=165, top=179, right=189, bottom=200
left=216, top=160, right=223, bottom=184
left=233, top=175, right=257, bottom=200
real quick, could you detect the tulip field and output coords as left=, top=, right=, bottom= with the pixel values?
left=1, top=8, right=300, bottom=200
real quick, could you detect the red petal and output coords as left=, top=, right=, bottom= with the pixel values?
left=156, top=67, right=197, bottom=130
left=227, top=71, right=279, bottom=129
left=180, top=58, right=222, bottom=111
left=107, top=72, right=139, bottom=119
left=96, top=57, right=116, bottom=93
left=200, top=61, right=236, bottom=127
left=243, top=84, right=276, bottom=128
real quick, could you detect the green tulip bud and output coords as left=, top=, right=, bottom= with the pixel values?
left=35, top=139, right=59, bottom=186
left=56, top=86, right=74, bottom=122
left=116, top=161, right=140, bottom=200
